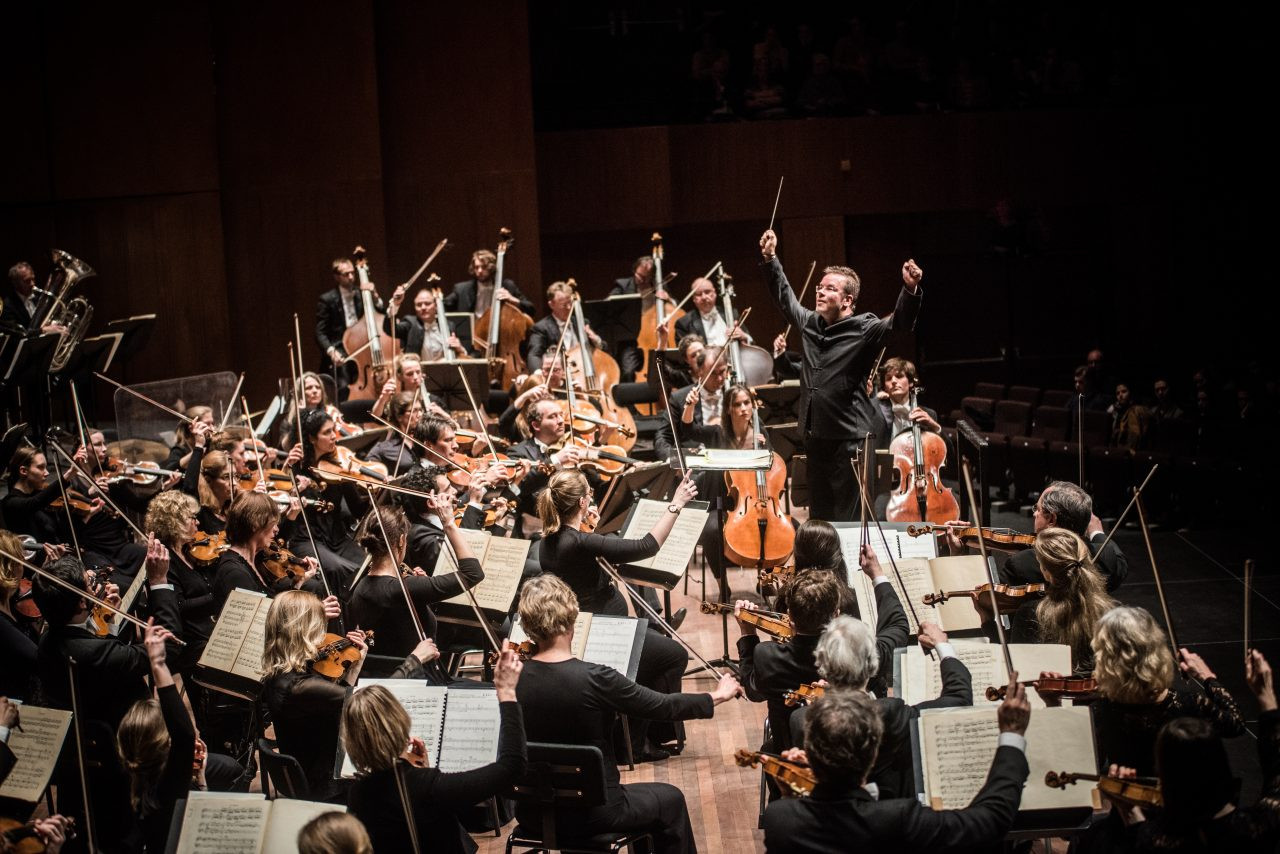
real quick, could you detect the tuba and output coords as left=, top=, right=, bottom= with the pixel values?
left=40, top=249, right=96, bottom=372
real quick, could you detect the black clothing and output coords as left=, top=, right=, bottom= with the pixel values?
left=1002, top=531, right=1129, bottom=592
left=607, top=275, right=648, bottom=381
left=405, top=506, right=486, bottom=572
left=1092, top=678, right=1245, bottom=775
left=195, top=506, right=225, bottom=536
left=653, top=383, right=722, bottom=463
left=764, top=255, right=921, bottom=520
left=347, top=557, right=484, bottom=658
left=538, top=527, right=657, bottom=614
left=368, top=436, right=417, bottom=473
left=315, top=287, right=384, bottom=391
left=526, top=314, right=582, bottom=374
left=0, top=610, right=38, bottom=699
left=349, top=701, right=526, bottom=854
left=505, top=439, right=603, bottom=537
left=36, top=623, right=150, bottom=729
left=134, top=683, right=196, bottom=854
left=211, top=550, right=292, bottom=612
left=674, top=306, right=729, bottom=344
left=288, top=471, right=369, bottom=589
left=761, top=743, right=1028, bottom=853
left=1, top=483, right=63, bottom=543
left=383, top=312, right=427, bottom=357
left=444, top=278, right=535, bottom=354
left=516, top=658, right=713, bottom=854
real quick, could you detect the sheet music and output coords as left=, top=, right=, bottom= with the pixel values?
left=621, top=499, right=707, bottom=578
left=438, top=689, right=501, bottom=772
left=836, top=526, right=895, bottom=585
left=175, top=792, right=270, bottom=854
left=928, top=555, right=995, bottom=632
left=230, top=599, right=270, bottom=681
left=199, top=589, right=267, bottom=674
left=898, top=531, right=939, bottom=560
left=919, top=706, right=1095, bottom=811
left=120, top=562, right=149, bottom=613
left=341, top=681, right=446, bottom=777
left=433, top=528, right=490, bottom=575
left=901, top=642, right=1072, bottom=708
left=510, top=612, right=593, bottom=659
left=0, top=705, right=72, bottom=802
left=582, top=615, right=642, bottom=676
left=472, top=536, right=531, bottom=612
left=260, top=799, right=343, bottom=854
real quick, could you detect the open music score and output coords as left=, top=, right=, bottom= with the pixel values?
left=435, top=529, right=532, bottom=625
left=897, top=641, right=1072, bottom=708
left=171, top=793, right=339, bottom=854
left=337, top=681, right=501, bottom=778
left=918, top=705, right=1097, bottom=812
left=616, top=498, right=710, bottom=588
left=508, top=612, right=646, bottom=679
left=195, top=589, right=271, bottom=697
left=0, top=704, right=72, bottom=802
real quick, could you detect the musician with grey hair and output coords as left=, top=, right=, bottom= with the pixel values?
left=788, top=615, right=973, bottom=800
left=3, top=261, right=64, bottom=336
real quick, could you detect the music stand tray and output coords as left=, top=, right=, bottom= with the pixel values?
left=683, top=449, right=774, bottom=472
left=56, top=332, right=119, bottom=379
left=596, top=461, right=681, bottom=535
left=752, top=383, right=802, bottom=423
left=583, top=293, right=642, bottom=346
left=106, top=314, right=156, bottom=362
left=4, top=333, right=58, bottom=386
left=421, top=359, right=490, bottom=412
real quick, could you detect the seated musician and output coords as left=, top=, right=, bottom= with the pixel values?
left=653, top=333, right=704, bottom=396
left=501, top=357, right=575, bottom=443
left=789, top=615, right=972, bottom=799
left=782, top=520, right=858, bottom=616
left=413, top=414, right=462, bottom=470
left=396, top=465, right=493, bottom=571
left=367, top=391, right=424, bottom=472
left=609, top=254, right=666, bottom=381
left=949, top=480, right=1129, bottom=592
left=211, top=491, right=322, bottom=610
left=261, top=590, right=437, bottom=803
left=526, top=280, right=605, bottom=373
left=3, top=446, right=74, bottom=544
left=145, top=490, right=216, bottom=663
left=385, top=282, right=468, bottom=362
left=671, top=276, right=752, bottom=348
left=653, top=346, right=729, bottom=463
left=297, top=812, right=373, bottom=854
left=1110, top=649, right=1280, bottom=852
left=444, top=248, right=537, bottom=354
left=874, top=356, right=941, bottom=439
left=67, top=429, right=150, bottom=576
left=1087, top=606, right=1244, bottom=777
left=191, top=449, right=234, bottom=534
left=343, top=654, right=526, bottom=854
left=284, top=372, right=360, bottom=444
left=975, top=527, right=1116, bottom=674
left=163, top=406, right=215, bottom=473
left=371, top=353, right=436, bottom=420
left=0, top=531, right=40, bottom=700
left=514, top=574, right=742, bottom=852
left=762, top=685, right=1030, bottom=853
left=506, top=400, right=598, bottom=535
left=288, top=409, right=372, bottom=584
left=346, top=501, right=482, bottom=663
left=536, top=469, right=699, bottom=761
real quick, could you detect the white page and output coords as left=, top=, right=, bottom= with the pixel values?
left=433, top=528, right=490, bottom=575
left=898, top=530, right=940, bottom=559
left=437, top=689, right=501, bottom=772
left=509, top=612, right=593, bottom=659
left=902, top=642, right=1073, bottom=708
left=0, top=706, right=72, bottom=801
left=341, top=681, right=446, bottom=777
left=260, top=799, right=344, bottom=854
left=199, top=589, right=267, bottom=673
left=175, top=791, right=269, bottom=854
left=230, top=598, right=270, bottom=681
left=619, top=499, right=707, bottom=578
left=582, top=615, right=642, bottom=676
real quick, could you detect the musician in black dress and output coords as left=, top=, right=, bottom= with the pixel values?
left=759, top=228, right=922, bottom=521
left=3, top=447, right=71, bottom=544
left=210, top=491, right=329, bottom=613
left=514, top=574, right=742, bottom=853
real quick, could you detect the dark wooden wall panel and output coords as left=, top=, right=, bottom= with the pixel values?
left=0, top=5, right=52, bottom=205
left=536, top=128, right=672, bottom=237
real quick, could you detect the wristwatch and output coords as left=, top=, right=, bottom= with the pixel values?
left=667, top=504, right=680, bottom=513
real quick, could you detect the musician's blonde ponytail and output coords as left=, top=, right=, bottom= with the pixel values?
left=537, top=469, right=590, bottom=534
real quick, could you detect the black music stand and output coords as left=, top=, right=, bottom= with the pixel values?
left=105, top=315, right=156, bottom=362
left=752, top=383, right=802, bottom=424
left=57, top=332, right=119, bottom=381
left=3, top=333, right=58, bottom=389
left=583, top=294, right=641, bottom=351
left=595, top=461, right=681, bottom=535
left=421, top=359, right=490, bottom=412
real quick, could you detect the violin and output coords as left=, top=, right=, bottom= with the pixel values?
left=1044, top=770, right=1163, bottom=809
left=185, top=530, right=229, bottom=566
left=700, top=601, right=794, bottom=640
left=907, top=524, right=1036, bottom=551
left=886, top=388, right=960, bottom=524
left=734, top=749, right=815, bottom=797
left=722, top=393, right=795, bottom=570
left=986, top=675, right=1098, bottom=703
left=315, top=447, right=390, bottom=484
left=103, top=459, right=180, bottom=486
left=486, top=639, right=536, bottom=666
left=922, top=582, right=1046, bottom=614
left=308, top=631, right=374, bottom=680
left=783, top=682, right=825, bottom=707
left=341, top=245, right=397, bottom=401
left=15, top=577, right=41, bottom=621
left=86, top=571, right=115, bottom=637
left=457, top=498, right=517, bottom=529
left=473, top=228, right=534, bottom=386
left=49, top=488, right=97, bottom=519
left=257, top=541, right=311, bottom=582
left=236, top=468, right=295, bottom=493
left=0, top=817, right=50, bottom=854
left=757, top=564, right=793, bottom=595
left=267, top=489, right=334, bottom=514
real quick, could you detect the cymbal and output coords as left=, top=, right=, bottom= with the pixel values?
left=107, top=438, right=169, bottom=464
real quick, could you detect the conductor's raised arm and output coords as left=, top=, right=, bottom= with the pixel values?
left=759, top=229, right=808, bottom=329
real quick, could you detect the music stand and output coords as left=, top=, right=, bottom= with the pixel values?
left=595, top=461, right=681, bottom=535
left=4, top=333, right=57, bottom=387
left=57, top=332, right=119, bottom=380
left=583, top=294, right=642, bottom=350
left=445, top=312, right=475, bottom=349
left=106, top=315, right=156, bottom=362
left=752, top=383, right=802, bottom=424
left=337, top=425, right=389, bottom=455
left=421, top=359, right=489, bottom=412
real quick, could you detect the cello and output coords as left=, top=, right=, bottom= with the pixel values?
left=722, top=390, right=794, bottom=570
left=566, top=286, right=636, bottom=451
left=473, top=227, right=533, bottom=386
left=886, top=387, right=960, bottom=523
left=342, top=246, right=397, bottom=401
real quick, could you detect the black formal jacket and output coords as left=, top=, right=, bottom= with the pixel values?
left=384, top=312, right=428, bottom=356
left=1, top=290, right=35, bottom=333
left=444, top=278, right=535, bottom=352
left=653, top=383, right=723, bottom=462
left=609, top=275, right=643, bottom=296
left=761, top=743, right=1029, bottom=853
left=405, top=504, right=487, bottom=572
left=526, top=312, right=601, bottom=374
left=506, top=438, right=603, bottom=532
left=1001, top=531, right=1129, bottom=592
left=764, top=255, right=921, bottom=440
left=36, top=620, right=155, bottom=728
left=674, top=306, right=728, bottom=342
left=315, top=287, right=383, bottom=372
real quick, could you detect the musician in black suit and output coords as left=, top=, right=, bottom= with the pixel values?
left=761, top=681, right=1030, bottom=853
left=3, top=262, right=42, bottom=334
left=315, top=256, right=384, bottom=401
left=526, top=281, right=604, bottom=373
left=789, top=615, right=972, bottom=800
left=652, top=346, right=728, bottom=462
left=383, top=284, right=468, bottom=362
left=444, top=248, right=536, bottom=353
left=506, top=399, right=601, bottom=535
left=671, top=276, right=751, bottom=348
left=874, top=356, right=941, bottom=441
left=759, top=228, right=923, bottom=522
left=609, top=255, right=668, bottom=381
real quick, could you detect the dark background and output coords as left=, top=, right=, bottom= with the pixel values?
left=0, top=1, right=1266, bottom=420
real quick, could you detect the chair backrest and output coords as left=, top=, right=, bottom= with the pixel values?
left=1079, top=410, right=1111, bottom=446
left=1030, top=405, right=1069, bottom=440
left=1041, top=389, right=1072, bottom=407
left=993, top=400, right=1032, bottom=436
left=1006, top=385, right=1041, bottom=406
left=257, top=738, right=310, bottom=800
left=507, top=743, right=610, bottom=849
left=974, top=381, right=1005, bottom=400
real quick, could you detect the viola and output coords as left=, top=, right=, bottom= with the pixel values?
left=315, top=447, right=390, bottom=485
left=783, top=682, right=825, bottom=707
left=185, top=530, right=229, bottom=566
left=15, top=577, right=41, bottom=621
left=308, top=631, right=374, bottom=680
left=922, top=582, right=1046, bottom=614
left=257, top=542, right=310, bottom=583
left=1044, top=770, right=1163, bottom=809
left=907, top=524, right=1036, bottom=552
left=886, top=388, right=960, bottom=524
left=86, top=572, right=115, bottom=637
left=986, top=675, right=1098, bottom=703
left=473, top=228, right=534, bottom=386
left=734, top=749, right=815, bottom=797
left=342, top=245, right=397, bottom=401
left=49, top=488, right=97, bottom=518
left=700, top=601, right=794, bottom=640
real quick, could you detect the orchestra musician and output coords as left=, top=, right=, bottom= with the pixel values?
left=288, top=409, right=373, bottom=584
left=396, top=465, right=493, bottom=571
left=287, top=372, right=361, bottom=443
left=316, top=255, right=384, bottom=401
left=609, top=254, right=667, bottom=381
left=514, top=574, right=742, bottom=853
left=144, top=491, right=216, bottom=664
left=385, top=282, right=468, bottom=362
left=526, top=280, right=605, bottom=373
left=210, top=491, right=320, bottom=609
left=506, top=399, right=599, bottom=535
left=671, top=277, right=751, bottom=348
left=653, top=346, right=730, bottom=462
left=297, top=812, right=373, bottom=854
left=759, top=228, right=923, bottom=521
left=762, top=684, right=1031, bottom=853
left=874, top=357, right=941, bottom=439
left=366, top=392, right=425, bottom=472
left=191, top=450, right=234, bottom=534
left=4, top=261, right=65, bottom=335
left=3, top=446, right=75, bottom=544
left=162, top=407, right=215, bottom=473
left=0, top=531, right=40, bottom=700
left=443, top=248, right=536, bottom=352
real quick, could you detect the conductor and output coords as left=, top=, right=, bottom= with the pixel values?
left=759, top=229, right=923, bottom=521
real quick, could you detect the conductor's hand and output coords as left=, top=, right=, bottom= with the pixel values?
left=493, top=647, right=523, bottom=702
left=902, top=259, right=923, bottom=291
left=996, top=671, right=1031, bottom=736
left=760, top=229, right=778, bottom=260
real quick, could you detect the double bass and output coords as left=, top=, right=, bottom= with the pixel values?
left=473, top=227, right=533, bottom=386
left=886, top=387, right=960, bottom=523
left=342, top=246, right=397, bottom=401
left=722, top=393, right=794, bottom=569
left=635, top=232, right=684, bottom=411
left=717, top=267, right=773, bottom=387
left=565, top=286, right=636, bottom=451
